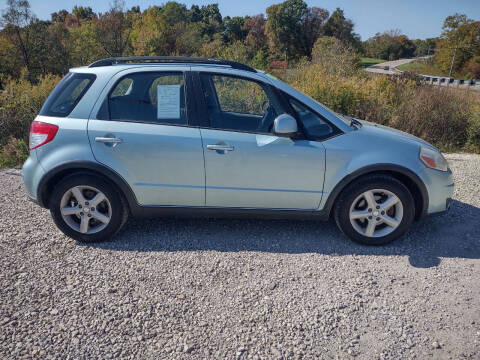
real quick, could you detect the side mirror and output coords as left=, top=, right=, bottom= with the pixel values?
left=273, top=114, right=298, bottom=137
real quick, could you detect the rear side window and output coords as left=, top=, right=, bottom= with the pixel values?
left=106, top=72, right=187, bottom=125
left=40, top=72, right=96, bottom=117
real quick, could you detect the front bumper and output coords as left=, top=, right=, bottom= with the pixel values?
left=428, top=197, right=453, bottom=217
left=423, top=167, right=454, bottom=215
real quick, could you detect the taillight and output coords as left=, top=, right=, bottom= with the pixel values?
left=29, top=121, right=59, bottom=150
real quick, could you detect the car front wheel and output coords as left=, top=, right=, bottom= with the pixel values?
left=334, top=175, right=415, bottom=245
left=50, top=174, right=128, bottom=242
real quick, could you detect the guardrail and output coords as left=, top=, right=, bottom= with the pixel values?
left=419, top=75, right=480, bottom=92
left=366, top=61, right=480, bottom=91
left=396, top=67, right=480, bottom=90
left=419, top=75, right=479, bottom=87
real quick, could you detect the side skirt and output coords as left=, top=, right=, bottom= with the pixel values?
left=130, top=205, right=330, bottom=221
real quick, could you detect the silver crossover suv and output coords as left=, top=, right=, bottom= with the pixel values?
left=22, top=57, right=454, bottom=245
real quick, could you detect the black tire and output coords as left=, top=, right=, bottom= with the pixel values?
left=50, top=174, right=128, bottom=242
left=334, top=174, right=415, bottom=245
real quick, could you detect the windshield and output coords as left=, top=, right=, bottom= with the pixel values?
left=264, top=74, right=351, bottom=127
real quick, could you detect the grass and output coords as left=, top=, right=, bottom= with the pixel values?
left=397, top=61, right=451, bottom=77
left=0, top=138, right=28, bottom=168
left=360, top=57, right=385, bottom=68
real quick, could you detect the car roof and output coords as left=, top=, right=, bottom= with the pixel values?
left=69, top=63, right=261, bottom=80
left=86, top=56, right=256, bottom=72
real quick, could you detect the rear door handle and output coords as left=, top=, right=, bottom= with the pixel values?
left=95, top=137, right=123, bottom=144
left=207, top=144, right=234, bottom=151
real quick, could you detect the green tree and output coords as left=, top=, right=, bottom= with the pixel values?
left=223, top=16, right=246, bottom=43
left=1, top=0, right=35, bottom=79
left=265, top=0, right=309, bottom=62
left=434, top=14, right=480, bottom=76
left=251, top=48, right=270, bottom=70
left=72, top=6, right=95, bottom=21
left=188, top=5, right=202, bottom=23
left=174, top=22, right=203, bottom=55
left=243, top=14, right=267, bottom=52
left=68, top=20, right=108, bottom=65
left=51, top=9, right=69, bottom=24
left=413, top=38, right=437, bottom=57
left=323, top=8, right=360, bottom=49
left=0, top=35, right=22, bottom=86
left=27, top=20, right=69, bottom=77
left=301, top=7, right=329, bottom=58
left=95, top=0, right=129, bottom=56
left=161, top=1, right=188, bottom=26
left=130, top=6, right=169, bottom=55
left=198, top=4, right=223, bottom=39
left=364, top=30, right=416, bottom=60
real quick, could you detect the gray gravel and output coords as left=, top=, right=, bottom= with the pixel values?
left=1, top=153, right=479, bottom=359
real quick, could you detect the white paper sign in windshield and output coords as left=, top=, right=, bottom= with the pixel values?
left=157, top=85, right=181, bottom=119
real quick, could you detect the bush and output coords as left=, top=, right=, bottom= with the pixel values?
left=291, top=62, right=480, bottom=152
left=0, top=137, right=29, bottom=168
left=464, top=56, right=480, bottom=79
left=392, top=86, right=476, bottom=150
left=0, top=74, right=61, bottom=147
left=311, top=36, right=360, bottom=77
left=466, top=102, right=480, bottom=152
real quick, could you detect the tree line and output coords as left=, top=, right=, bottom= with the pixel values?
left=0, top=0, right=479, bottom=87
left=0, top=0, right=361, bottom=85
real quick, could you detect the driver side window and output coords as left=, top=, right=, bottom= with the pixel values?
left=200, top=73, right=281, bottom=133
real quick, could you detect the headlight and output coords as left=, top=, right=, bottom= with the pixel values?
left=419, top=147, right=448, bottom=172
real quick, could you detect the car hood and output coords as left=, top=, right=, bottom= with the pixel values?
left=354, top=119, right=434, bottom=149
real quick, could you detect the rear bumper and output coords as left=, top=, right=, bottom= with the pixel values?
left=21, top=152, right=45, bottom=204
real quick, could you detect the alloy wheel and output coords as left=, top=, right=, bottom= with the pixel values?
left=349, top=189, right=403, bottom=238
left=59, top=185, right=112, bottom=234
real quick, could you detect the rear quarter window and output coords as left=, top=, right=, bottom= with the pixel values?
left=40, top=72, right=96, bottom=117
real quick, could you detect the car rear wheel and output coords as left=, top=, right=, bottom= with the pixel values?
left=334, top=175, right=415, bottom=245
left=50, top=174, right=128, bottom=242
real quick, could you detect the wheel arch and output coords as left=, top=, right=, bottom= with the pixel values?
left=37, top=161, right=138, bottom=212
left=322, top=164, right=428, bottom=221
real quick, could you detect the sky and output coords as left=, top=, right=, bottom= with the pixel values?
left=1, top=0, right=479, bottom=40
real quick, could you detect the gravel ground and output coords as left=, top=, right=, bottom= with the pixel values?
left=0, top=153, right=479, bottom=359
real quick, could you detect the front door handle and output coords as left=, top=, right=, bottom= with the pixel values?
left=95, top=136, right=123, bottom=147
left=207, top=144, right=234, bottom=152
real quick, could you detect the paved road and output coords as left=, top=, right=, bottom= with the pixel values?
left=366, top=57, right=480, bottom=91
left=0, top=153, right=479, bottom=359
left=365, top=58, right=418, bottom=75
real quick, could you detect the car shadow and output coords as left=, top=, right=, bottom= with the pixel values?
left=84, top=200, right=480, bottom=268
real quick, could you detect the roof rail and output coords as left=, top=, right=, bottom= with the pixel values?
left=88, top=56, right=256, bottom=73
